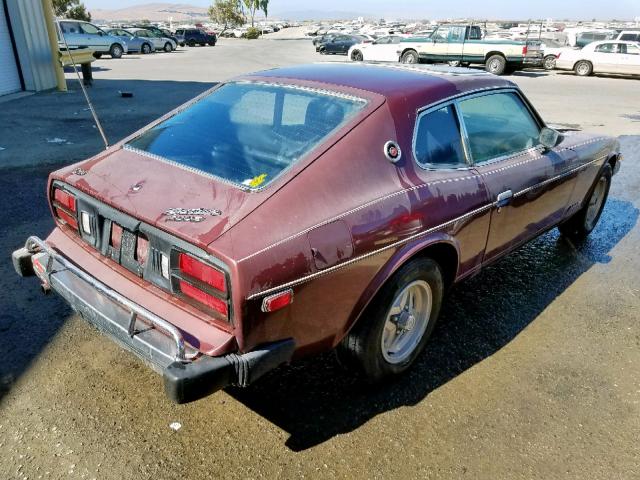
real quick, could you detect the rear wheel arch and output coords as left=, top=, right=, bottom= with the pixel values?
left=607, top=153, right=620, bottom=173
left=339, top=237, right=460, bottom=344
left=484, top=50, right=506, bottom=62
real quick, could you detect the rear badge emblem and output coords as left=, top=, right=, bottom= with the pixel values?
left=164, top=208, right=223, bottom=223
left=130, top=182, right=143, bottom=192
left=72, top=167, right=87, bottom=176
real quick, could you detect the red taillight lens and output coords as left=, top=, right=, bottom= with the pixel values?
left=179, top=253, right=226, bottom=293
left=179, top=280, right=228, bottom=316
left=54, top=188, right=76, bottom=212
left=522, top=45, right=528, bottom=55
left=52, top=188, right=78, bottom=230
left=262, top=289, right=293, bottom=313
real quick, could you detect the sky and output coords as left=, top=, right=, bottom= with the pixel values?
left=83, top=0, right=640, bottom=21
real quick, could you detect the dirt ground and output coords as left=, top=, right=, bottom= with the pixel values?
left=0, top=38, right=639, bottom=479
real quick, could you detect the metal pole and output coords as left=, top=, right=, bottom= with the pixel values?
left=58, top=30, right=109, bottom=150
left=41, top=0, right=66, bottom=91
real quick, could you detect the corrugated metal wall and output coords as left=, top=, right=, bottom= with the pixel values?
left=5, top=0, right=56, bottom=92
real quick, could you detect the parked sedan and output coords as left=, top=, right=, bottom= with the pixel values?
left=57, top=19, right=128, bottom=58
left=126, top=28, right=176, bottom=52
left=318, top=34, right=368, bottom=55
left=106, top=28, right=154, bottom=54
left=555, top=40, right=640, bottom=76
left=13, top=63, right=620, bottom=403
left=348, top=35, right=404, bottom=61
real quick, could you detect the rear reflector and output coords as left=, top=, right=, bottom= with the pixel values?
left=262, top=289, right=294, bottom=313
left=179, top=280, right=228, bottom=316
left=178, top=253, right=226, bottom=293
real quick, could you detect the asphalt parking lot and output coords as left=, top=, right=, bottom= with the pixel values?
left=1, top=38, right=639, bottom=479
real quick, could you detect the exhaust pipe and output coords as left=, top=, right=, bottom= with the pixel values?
left=41, top=283, right=51, bottom=295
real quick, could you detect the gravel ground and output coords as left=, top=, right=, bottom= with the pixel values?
left=0, top=38, right=639, bottom=480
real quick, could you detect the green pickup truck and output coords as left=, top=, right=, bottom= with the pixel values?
left=397, top=25, right=544, bottom=75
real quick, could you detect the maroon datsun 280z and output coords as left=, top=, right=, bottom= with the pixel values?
left=13, top=63, right=621, bottom=403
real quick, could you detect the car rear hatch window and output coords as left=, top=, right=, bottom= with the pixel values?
left=126, top=82, right=367, bottom=190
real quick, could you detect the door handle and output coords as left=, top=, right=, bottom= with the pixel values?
left=496, top=190, right=513, bottom=211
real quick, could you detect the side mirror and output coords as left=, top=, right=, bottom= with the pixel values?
left=539, top=127, right=563, bottom=149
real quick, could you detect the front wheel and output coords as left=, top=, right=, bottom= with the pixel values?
left=485, top=54, right=506, bottom=75
left=401, top=50, right=419, bottom=64
left=109, top=43, right=123, bottom=59
left=351, top=50, right=363, bottom=61
left=574, top=60, right=593, bottom=77
left=337, top=258, right=444, bottom=382
left=188, top=39, right=196, bottom=47
left=559, top=164, right=612, bottom=240
left=164, top=42, right=173, bottom=52
left=92, top=52, right=102, bottom=59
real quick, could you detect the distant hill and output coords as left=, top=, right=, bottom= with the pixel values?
left=90, top=3, right=209, bottom=22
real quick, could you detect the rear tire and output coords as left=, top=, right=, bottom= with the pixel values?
left=559, top=164, right=612, bottom=240
left=109, top=43, right=123, bottom=59
left=164, top=42, right=173, bottom=52
left=401, top=49, right=419, bottom=64
left=485, top=54, right=506, bottom=75
left=337, top=258, right=444, bottom=382
left=92, top=52, right=102, bottom=59
left=141, top=43, right=151, bottom=54
left=574, top=60, right=593, bottom=76
left=543, top=54, right=557, bottom=70
left=208, top=41, right=216, bottom=46
left=188, top=39, right=196, bottom=47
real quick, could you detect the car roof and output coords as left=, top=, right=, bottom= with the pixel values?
left=247, top=63, right=514, bottom=105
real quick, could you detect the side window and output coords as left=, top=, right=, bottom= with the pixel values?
left=60, top=22, right=78, bottom=34
left=458, top=92, right=541, bottom=164
left=80, top=23, right=99, bottom=35
left=449, top=26, right=465, bottom=42
left=414, top=105, right=467, bottom=168
left=595, top=43, right=615, bottom=53
left=432, top=27, right=450, bottom=41
left=626, top=44, right=640, bottom=55
left=468, top=27, right=482, bottom=40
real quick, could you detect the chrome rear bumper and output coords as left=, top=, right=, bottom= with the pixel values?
left=13, top=236, right=295, bottom=403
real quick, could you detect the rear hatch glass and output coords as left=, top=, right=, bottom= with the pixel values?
left=126, top=82, right=367, bottom=190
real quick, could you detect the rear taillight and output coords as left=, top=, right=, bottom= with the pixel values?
left=179, top=253, right=226, bottom=293
left=522, top=45, right=528, bottom=55
left=177, top=253, right=228, bottom=319
left=179, top=280, right=228, bottom=316
left=52, top=187, right=78, bottom=230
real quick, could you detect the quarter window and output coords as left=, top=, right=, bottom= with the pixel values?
left=414, top=105, right=467, bottom=168
left=458, top=92, right=540, bottom=164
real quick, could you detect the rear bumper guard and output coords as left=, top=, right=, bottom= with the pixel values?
left=13, top=236, right=295, bottom=403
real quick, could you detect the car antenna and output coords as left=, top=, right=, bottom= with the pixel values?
left=58, top=26, right=109, bottom=150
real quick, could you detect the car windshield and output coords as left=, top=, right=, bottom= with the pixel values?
left=126, top=82, right=367, bottom=189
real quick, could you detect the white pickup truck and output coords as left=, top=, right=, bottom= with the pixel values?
left=397, top=25, right=543, bottom=75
